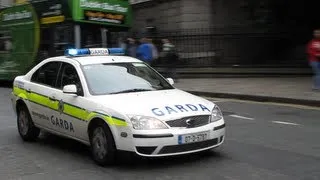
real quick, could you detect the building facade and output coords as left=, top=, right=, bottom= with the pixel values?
left=131, top=0, right=213, bottom=31
left=2, top=0, right=319, bottom=67
left=0, top=0, right=13, bottom=8
left=130, top=0, right=320, bottom=67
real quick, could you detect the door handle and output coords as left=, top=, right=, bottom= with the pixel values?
left=26, top=89, right=31, bottom=93
left=49, top=96, right=56, bottom=101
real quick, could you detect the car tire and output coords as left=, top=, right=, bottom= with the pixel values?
left=17, top=104, right=40, bottom=141
left=90, top=121, right=116, bottom=166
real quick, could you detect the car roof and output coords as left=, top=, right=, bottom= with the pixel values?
left=63, top=55, right=142, bottom=66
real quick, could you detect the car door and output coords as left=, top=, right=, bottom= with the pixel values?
left=28, top=61, right=62, bottom=130
left=55, top=62, right=88, bottom=141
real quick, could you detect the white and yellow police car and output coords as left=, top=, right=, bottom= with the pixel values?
left=11, top=48, right=225, bottom=166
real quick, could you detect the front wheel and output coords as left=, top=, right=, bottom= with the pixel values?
left=17, top=105, right=40, bottom=141
left=90, top=122, right=116, bottom=166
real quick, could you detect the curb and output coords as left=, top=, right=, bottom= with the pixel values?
left=185, top=91, right=320, bottom=107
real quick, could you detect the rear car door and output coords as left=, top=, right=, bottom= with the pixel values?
left=28, top=61, right=62, bottom=130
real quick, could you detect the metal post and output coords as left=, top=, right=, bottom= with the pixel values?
left=74, top=25, right=81, bottom=48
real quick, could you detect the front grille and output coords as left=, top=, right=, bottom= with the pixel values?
left=158, top=138, right=219, bottom=154
left=165, top=115, right=210, bottom=128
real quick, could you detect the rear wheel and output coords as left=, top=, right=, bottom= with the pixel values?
left=17, top=105, right=40, bottom=141
left=89, top=121, right=116, bottom=166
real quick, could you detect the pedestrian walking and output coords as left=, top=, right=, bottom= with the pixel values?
left=147, top=38, right=159, bottom=63
left=125, top=38, right=137, bottom=58
left=307, top=29, right=320, bottom=90
left=136, top=37, right=153, bottom=65
left=161, top=39, right=179, bottom=80
left=118, top=37, right=127, bottom=50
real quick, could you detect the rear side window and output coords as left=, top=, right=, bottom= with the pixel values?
left=31, top=62, right=61, bottom=88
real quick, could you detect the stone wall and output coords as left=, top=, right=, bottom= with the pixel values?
left=131, top=0, right=216, bottom=66
left=130, top=0, right=308, bottom=66
left=131, top=0, right=274, bottom=31
left=131, top=0, right=214, bottom=31
left=180, top=0, right=212, bottom=29
left=131, top=0, right=182, bottom=31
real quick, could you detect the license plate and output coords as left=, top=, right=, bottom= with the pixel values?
left=178, top=131, right=209, bottom=144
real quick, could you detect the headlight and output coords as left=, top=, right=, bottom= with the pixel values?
left=210, top=105, right=223, bottom=122
left=129, top=115, right=168, bottom=130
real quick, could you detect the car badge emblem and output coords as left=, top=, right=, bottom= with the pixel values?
left=185, top=118, right=193, bottom=126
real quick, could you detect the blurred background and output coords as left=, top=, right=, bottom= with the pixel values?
left=1, top=0, right=320, bottom=80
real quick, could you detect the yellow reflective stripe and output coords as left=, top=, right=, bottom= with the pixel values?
left=63, top=105, right=128, bottom=127
left=29, top=92, right=51, bottom=108
left=47, top=100, right=59, bottom=111
left=88, top=112, right=128, bottom=127
left=13, top=86, right=28, bottom=99
left=63, top=103, right=88, bottom=121
left=13, top=86, right=54, bottom=109
left=13, top=86, right=59, bottom=111
left=106, top=116, right=128, bottom=127
left=87, top=112, right=98, bottom=121
left=87, top=112, right=128, bottom=126
left=13, top=87, right=128, bottom=127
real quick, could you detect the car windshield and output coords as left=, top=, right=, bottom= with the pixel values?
left=82, top=62, right=174, bottom=95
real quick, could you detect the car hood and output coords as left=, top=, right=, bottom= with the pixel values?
left=89, top=89, right=214, bottom=121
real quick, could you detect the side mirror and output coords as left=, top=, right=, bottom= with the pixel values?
left=166, top=78, right=174, bottom=85
left=62, top=84, right=77, bottom=94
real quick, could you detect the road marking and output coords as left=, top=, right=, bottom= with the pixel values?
left=272, top=121, right=300, bottom=126
left=229, top=114, right=254, bottom=120
left=216, top=98, right=320, bottom=111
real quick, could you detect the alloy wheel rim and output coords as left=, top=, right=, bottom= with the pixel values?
left=18, top=110, right=29, bottom=135
left=92, top=127, right=108, bottom=160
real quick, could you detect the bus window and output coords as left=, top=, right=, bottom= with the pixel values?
left=0, top=31, right=13, bottom=53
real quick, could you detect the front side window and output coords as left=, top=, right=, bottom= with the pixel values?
left=82, top=62, right=174, bottom=95
left=31, top=61, right=61, bottom=87
left=57, top=62, right=83, bottom=96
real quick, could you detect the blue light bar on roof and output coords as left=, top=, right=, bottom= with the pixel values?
left=108, top=48, right=125, bottom=55
left=65, top=48, right=125, bottom=57
left=66, top=49, right=90, bottom=56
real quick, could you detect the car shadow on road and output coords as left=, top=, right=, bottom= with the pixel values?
left=35, top=131, right=91, bottom=157
left=34, top=131, right=227, bottom=169
left=115, top=150, right=226, bottom=170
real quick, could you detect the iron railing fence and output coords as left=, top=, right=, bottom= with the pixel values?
left=109, top=28, right=309, bottom=68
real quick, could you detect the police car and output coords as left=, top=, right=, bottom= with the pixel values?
left=11, top=48, right=226, bottom=166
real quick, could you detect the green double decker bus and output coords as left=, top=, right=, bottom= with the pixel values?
left=0, top=0, right=132, bottom=81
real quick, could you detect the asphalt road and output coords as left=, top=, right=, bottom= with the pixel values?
left=0, top=87, right=319, bottom=180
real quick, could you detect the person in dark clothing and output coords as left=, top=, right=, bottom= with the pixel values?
left=161, top=39, right=179, bottom=80
left=125, top=38, right=137, bottom=58
left=307, top=29, right=320, bottom=90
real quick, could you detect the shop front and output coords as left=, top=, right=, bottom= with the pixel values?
left=0, top=0, right=132, bottom=81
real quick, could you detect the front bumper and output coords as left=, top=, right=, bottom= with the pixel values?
left=130, top=120, right=225, bottom=157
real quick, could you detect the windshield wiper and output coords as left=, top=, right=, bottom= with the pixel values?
left=152, top=86, right=173, bottom=90
left=109, top=89, right=153, bottom=94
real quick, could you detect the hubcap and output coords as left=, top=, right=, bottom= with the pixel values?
left=92, top=127, right=107, bottom=160
left=18, top=110, right=29, bottom=135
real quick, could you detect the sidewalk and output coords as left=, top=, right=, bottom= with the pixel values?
left=155, top=67, right=312, bottom=78
left=173, top=77, right=320, bottom=107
